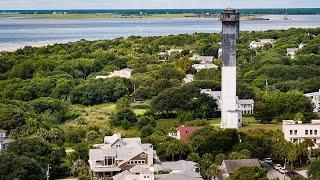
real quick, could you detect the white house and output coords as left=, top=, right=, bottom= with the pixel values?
left=218, top=48, right=223, bottom=58
left=189, top=54, right=214, bottom=64
left=287, top=48, right=299, bottom=59
left=182, top=74, right=194, bottom=84
left=0, top=130, right=12, bottom=151
left=114, top=160, right=202, bottom=180
left=192, top=64, right=218, bottom=72
left=167, top=49, right=184, bottom=56
left=200, top=89, right=254, bottom=114
left=250, top=39, right=275, bottom=49
left=95, top=68, right=132, bottom=79
left=89, top=133, right=159, bottom=179
left=238, top=99, right=255, bottom=114
left=304, top=89, right=320, bottom=112
left=282, top=120, right=320, bottom=148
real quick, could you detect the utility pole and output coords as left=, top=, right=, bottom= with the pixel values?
left=46, top=164, right=52, bottom=180
left=265, top=79, right=269, bottom=95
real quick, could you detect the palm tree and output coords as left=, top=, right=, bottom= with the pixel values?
left=204, top=164, right=221, bottom=180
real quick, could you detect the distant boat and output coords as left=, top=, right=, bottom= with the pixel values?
left=283, top=8, right=292, bottom=20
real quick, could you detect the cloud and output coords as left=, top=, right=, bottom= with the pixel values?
left=0, top=0, right=318, bottom=10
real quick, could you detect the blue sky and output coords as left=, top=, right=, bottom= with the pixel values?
left=0, top=0, right=319, bottom=10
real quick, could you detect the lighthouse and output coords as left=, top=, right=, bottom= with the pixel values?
left=220, top=8, right=242, bottom=129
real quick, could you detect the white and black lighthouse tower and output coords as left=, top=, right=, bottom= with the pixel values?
left=220, top=8, right=242, bottom=129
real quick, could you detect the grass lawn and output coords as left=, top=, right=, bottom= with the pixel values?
left=208, top=116, right=282, bottom=132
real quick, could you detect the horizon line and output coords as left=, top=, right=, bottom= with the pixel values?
left=1, top=7, right=320, bottom=11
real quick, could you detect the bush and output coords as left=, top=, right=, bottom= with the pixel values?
left=140, top=125, right=154, bottom=138
left=110, top=108, right=138, bottom=128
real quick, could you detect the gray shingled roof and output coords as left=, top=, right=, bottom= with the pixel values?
left=222, top=159, right=260, bottom=174
left=154, top=160, right=199, bottom=172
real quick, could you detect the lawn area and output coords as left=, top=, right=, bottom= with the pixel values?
left=208, top=116, right=282, bottom=132
left=60, top=101, right=150, bottom=139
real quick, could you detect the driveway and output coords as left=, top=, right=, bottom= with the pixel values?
left=261, top=162, right=290, bottom=180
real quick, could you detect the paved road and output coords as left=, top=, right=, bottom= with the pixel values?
left=261, top=162, right=290, bottom=180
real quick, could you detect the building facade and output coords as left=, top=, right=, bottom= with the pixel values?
left=282, top=120, right=320, bottom=148
left=220, top=8, right=242, bottom=129
left=200, top=89, right=254, bottom=115
left=0, top=130, right=12, bottom=151
left=304, top=89, right=320, bottom=113
left=89, top=134, right=159, bottom=179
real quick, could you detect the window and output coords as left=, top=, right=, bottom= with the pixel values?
left=140, top=154, right=146, bottom=158
left=310, top=130, right=313, bottom=135
left=294, top=130, right=297, bottom=135
left=305, top=130, right=308, bottom=135
left=315, top=130, right=318, bottom=135
left=290, top=130, right=293, bottom=135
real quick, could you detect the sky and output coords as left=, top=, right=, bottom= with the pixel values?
left=0, top=0, right=319, bottom=10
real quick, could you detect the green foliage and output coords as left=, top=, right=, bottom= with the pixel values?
left=0, top=152, right=42, bottom=180
left=254, top=91, right=313, bottom=122
left=151, top=85, right=218, bottom=118
left=71, top=78, right=133, bottom=105
left=228, top=166, right=268, bottom=180
left=140, top=124, right=154, bottom=138
left=188, top=127, right=239, bottom=156
left=308, top=160, right=320, bottom=179
left=110, top=108, right=138, bottom=128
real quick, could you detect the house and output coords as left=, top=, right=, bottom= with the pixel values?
left=113, top=165, right=154, bottom=180
left=89, top=133, right=159, bottom=179
left=200, top=89, right=254, bottom=114
left=192, top=64, right=218, bottom=72
left=218, top=48, right=223, bottom=58
left=287, top=48, right=299, bottom=59
left=238, top=99, right=255, bottom=114
left=114, top=160, right=202, bottom=180
left=250, top=39, right=275, bottom=49
left=283, top=120, right=320, bottom=148
left=168, top=126, right=202, bottom=142
left=189, top=54, right=218, bottom=72
left=182, top=74, right=194, bottom=84
left=219, top=159, right=261, bottom=179
left=0, top=130, right=12, bottom=151
left=304, top=89, right=320, bottom=112
left=158, top=52, right=169, bottom=60
left=95, top=68, right=133, bottom=80
left=167, top=49, right=184, bottom=56
left=154, top=160, right=202, bottom=180
left=299, top=43, right=307, bottom=49
left=189, top=54, right=214, bottom=64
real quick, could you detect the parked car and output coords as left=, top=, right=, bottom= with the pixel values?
left=285, top=172, right=294, bottom=177
left=274, top=164, right=283, bottom=170
left=263, top=158, right=272, bottom=163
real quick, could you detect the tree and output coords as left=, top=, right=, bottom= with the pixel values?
left=254, top=91, right=312, bottom=123
left=86, top=130, right=99, bottom=143
left=203, top=164, right=221, bottom=180
left=110, top=108, right=138, bottom=128
left=294, top=112, right=305, bottom=122
left=71, top=78, right=133, bottom=105
left=308, top=160, right=320, bottom=179
left=140, top=125, right=154, bottom=138
left=0, top=153, right=42, bottom=180
left=115, top=97, right=131, bottom=110
left=228, top=166, right=268, bottom=180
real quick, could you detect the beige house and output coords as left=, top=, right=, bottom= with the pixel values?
left=283, top=120, right=320, bottom=148
left=89, top=134, right=159, bottom=179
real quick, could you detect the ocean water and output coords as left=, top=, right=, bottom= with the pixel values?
left=0, top=15, right=320, bottom=50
